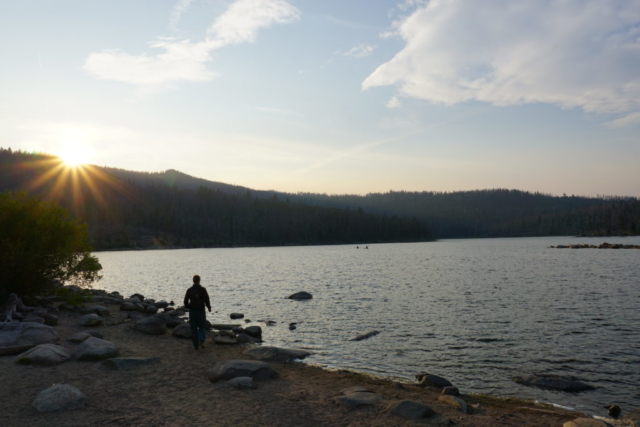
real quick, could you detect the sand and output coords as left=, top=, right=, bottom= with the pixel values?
left=0, top=308, right=596, bottom=427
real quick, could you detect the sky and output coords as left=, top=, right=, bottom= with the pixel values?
left=2, top=0, right=640, bottom=197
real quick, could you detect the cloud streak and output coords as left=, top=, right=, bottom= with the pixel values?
left=85, top=0, right=300, bottom=89
left=363, top=0, right=640, bottom=125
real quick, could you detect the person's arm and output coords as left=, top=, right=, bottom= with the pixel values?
left=203, top=288, right=211, bottom=312
left=183, top=289, right=190, bottom=309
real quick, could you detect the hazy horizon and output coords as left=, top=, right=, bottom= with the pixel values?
left=3, top=1, right=639, bottom=197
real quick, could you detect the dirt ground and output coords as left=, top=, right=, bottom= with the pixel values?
left=0, top=309, right=596, bottom=427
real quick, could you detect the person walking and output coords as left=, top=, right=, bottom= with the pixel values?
left=183, top=275, right=211, bottom=350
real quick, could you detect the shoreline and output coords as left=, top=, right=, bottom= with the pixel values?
left=2, top=288, right=631, bottom=426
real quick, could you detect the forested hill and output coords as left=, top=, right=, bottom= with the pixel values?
left=2, top=148, right=638, bottom=243
left=290, top=190, right=640, bottom=238
left=0, top=148, right=431, bottom=249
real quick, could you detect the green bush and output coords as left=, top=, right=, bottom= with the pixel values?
left=0, top=192, right=102, bottom=299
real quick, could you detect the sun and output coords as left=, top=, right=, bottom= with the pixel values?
left=59, top=144, right=93, bottom=167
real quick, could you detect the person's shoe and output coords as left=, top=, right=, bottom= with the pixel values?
left=199, top=341, right=206, bottom=349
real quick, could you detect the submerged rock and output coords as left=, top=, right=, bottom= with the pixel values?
left=512, top=374, right=595, bottom=392
left=349, top=330, right=380, bottom=341
left=287, top=291, right=313, bottom=300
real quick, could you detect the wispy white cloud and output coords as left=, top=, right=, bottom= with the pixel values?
left=386, top=96, right=401, bottom=109
left=169, top=0, right=197, bottom=31
left=343, top=43, right=376, bottom=59
left=85, top=0, right=300, bottom=90
left=249, top=105, right=302, bottom=116
left=364, top=0, right=640, bottom=125
left=606, top=112, right=640, bottom=128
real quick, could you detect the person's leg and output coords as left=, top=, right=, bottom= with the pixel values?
left=189, top=311, right=199, bottom=349
left=196, top=310, right=207, bottom=344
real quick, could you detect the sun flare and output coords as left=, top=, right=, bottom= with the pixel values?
left=59, top=144, right=93, bottom=167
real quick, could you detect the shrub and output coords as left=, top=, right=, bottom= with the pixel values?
left=0, top=192, right=102, bottom=299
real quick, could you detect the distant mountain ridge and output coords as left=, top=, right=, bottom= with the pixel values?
left=1, top=147, right=638, bottom=243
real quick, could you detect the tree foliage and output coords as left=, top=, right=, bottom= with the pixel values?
left=0, top=191, right=102, bottom=299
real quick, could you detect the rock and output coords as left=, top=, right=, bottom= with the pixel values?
left=219, top=329, right=236, bottom=338
left=385, top=400, right=434, bottom=419
left=512, top=374, right=595, bottom=392
left=23, top=316, right=45, bottom=324
left=129, top=293, right=144, bottom=302
left=167, top=309, right=185, bottom=317
left=145, top=305, right=158, bottom=314
left=212, top=336, right=237, bottom=345
left=134, top=317, right=167, bottom=335
left=68, top=332, right=92, bottom=343
left=230, top=313, right=244, bottom=319
left=287, top=291, right=313, bottom=300
left=32, top=384, right=88, bottom=413
left=101, top=357, right=161, bottom=370
left=86, top=305, right=110, bottom=317
left=340, top=386, right=371, bottom=395
left=208, top=360, right=279, bottom=382
left=333, top=391, right=382, bottom=408
left=244, top=346, right=311, bottom=362
left=236, top=333, right=261, bottom=344
left=605, top=405, right=621, bottom=419
left=438, top=395, right=468, bottom=413
left=212, top=324, right=241, bottom=330
left=172, top=323, right=192, bottom=339
left=120, top=302, right=136, bottom=311
left=133, top=303, right=146, bottom=313
left=42, top=314, right=59, bottom=326
left=165, top=317, right=185, bottom=328
left=143, top=298, right=155, bottom=305
left=416, top=373, right=453, bottom=389
left=349, top=330, right=380, bottom=341
left=127, top=311, right=145, bottom=322
left=244, top=326, right=262, bottom=339
left=441, top=386, right=460, bottom=396
left=563, top=418, right=614, bottom=427
left=75, top=337, right=118, bottom=361
left=91, top=296, right=123, bottom=305
left=80, top=313, right=103, bottom=326
left=15, top=344, right=72, bottom=366
left=154, top=300, right=169, bottom=309
left=229, top=376, right=256, bottom=389
left=85, top=330, right=104, bottom=339
left=0, top=322, right=58, bottom=347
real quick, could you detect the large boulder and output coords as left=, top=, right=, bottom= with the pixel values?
left=101, top=357, right=161, bottom=370
left=512, top=375, right=595, bottom=392
left=244, top=346, right=311, bottom=362
left=0, top=322, right=58, bottom=347
left=80, top=313, right=103, bottom=326
left=385, top=400, right=434, bottom=419
left=416, top=373, right=453, bottom=389
left=244, top=326, right=262, bottom=339
left=208, top=360, right=279, bottom=382
left=172, top=323, right=192, bottom=339
left=287, top=291, right=312, bottom=300
left=86, top=305, right=110, bottom=317
left=75, top=337, right=118, bottom=361
left=15, top=344, right=72, bottom=366
left=134, top=317, right=167, bottom=335
left=67, top=332, right=92, bottom=343
left=32, top=384, right=88, bottom=413
left=333, top=387, right=382, bottom=408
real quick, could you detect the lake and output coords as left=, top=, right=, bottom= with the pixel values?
left=94, top=236, right=640, bottom=416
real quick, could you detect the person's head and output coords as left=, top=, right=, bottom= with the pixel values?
left=193, top=275, right=201, bottom=285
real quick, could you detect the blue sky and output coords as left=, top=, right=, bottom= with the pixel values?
left=2, top=0, right=639, bottom=196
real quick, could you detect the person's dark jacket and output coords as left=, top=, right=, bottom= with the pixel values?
left=183, top=284, right=211, bottom=311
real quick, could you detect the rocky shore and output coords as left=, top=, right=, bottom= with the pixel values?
left=1, top=288, right=638, bottom=427
left=550, top=242, right=640, bottom=250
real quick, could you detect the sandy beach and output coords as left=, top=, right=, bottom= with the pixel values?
left=0, top=299, right=615, bottom=427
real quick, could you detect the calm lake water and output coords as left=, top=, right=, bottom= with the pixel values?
left=94, top=236, right=640, bottom=415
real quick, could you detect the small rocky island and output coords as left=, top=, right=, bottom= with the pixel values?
left=550, top=242, right=640, bottom=249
